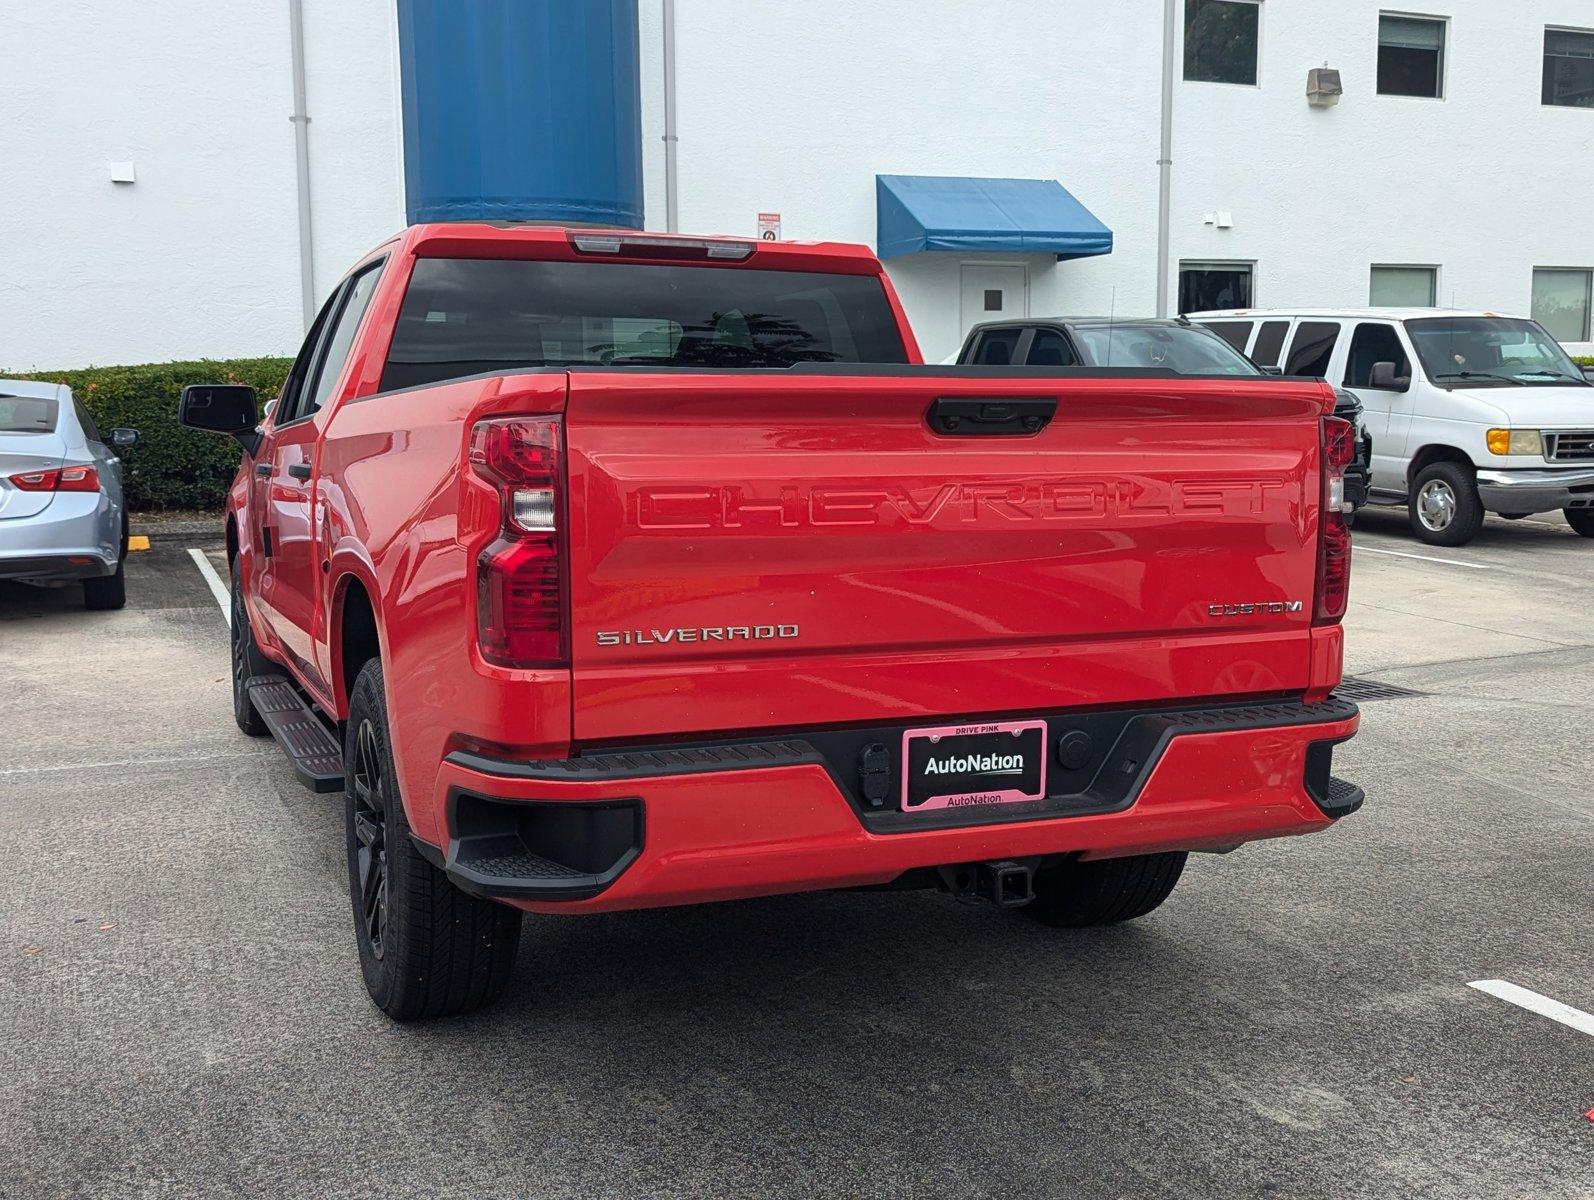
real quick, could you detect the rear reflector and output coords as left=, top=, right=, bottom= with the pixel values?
left=8, top=464, right=100, bottom=493
left=1315, top=416, right=1355, bottom=623
left=469, top=417, right=567, bottom=669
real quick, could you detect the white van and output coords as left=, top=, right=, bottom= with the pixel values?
left=1189, top=309, right=1594, bottom=547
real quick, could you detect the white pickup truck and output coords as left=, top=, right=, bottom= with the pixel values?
left=1191, top=309, right=1594, bottom=546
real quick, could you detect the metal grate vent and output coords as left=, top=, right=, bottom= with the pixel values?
left=1335, top=675, right=1427, bottom=702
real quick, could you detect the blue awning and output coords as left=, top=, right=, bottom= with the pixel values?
left=876, top=174, right=1113, bottom=261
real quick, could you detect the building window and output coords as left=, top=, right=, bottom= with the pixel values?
left=1378, top=14, right=1446, bottom=98
left=1178, top=261, right=1253, bottom=313
left=1544, top=28, right=1594, bottom=108
left=1370, top=265, right=1437, bottom=307
left=1532, top=269, right=1593, bottom=342
left=1184, top=0, right=1261, bottom=86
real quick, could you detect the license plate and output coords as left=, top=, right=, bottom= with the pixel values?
left=900, top=719, right=1047, bottom=812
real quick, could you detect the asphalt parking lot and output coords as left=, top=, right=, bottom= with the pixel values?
left=2, top=514, right=1590, bottom=1200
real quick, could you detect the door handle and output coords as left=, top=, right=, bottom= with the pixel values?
left=255, top=463, right=272, bottom=477
left=286, top=464, right=312, bottom=481
left=927, top=397, right=1057, bottom=436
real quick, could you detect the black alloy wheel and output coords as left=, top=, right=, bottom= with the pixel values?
left=350, top=718, right=389, bottom=960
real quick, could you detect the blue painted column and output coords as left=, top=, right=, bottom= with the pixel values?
left=396, top=0, right=643, bottom=227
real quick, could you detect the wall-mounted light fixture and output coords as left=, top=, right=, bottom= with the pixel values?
left=1308, top=67, right=1343, bottom=107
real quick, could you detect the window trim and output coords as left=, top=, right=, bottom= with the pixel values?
left=1530, top=265, right=1594, bottom=342
left=1376, top=10, right=1449, bottom=101
left=1182, top=0, right=1265, bottom=89
left=1543, top=25, right=1594, bottom=110
left=1369, top=263, right=1440, bottom=308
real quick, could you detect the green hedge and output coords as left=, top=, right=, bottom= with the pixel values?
left=1575, top=355, right=1594, bottom=367
left=16, top=358, right=291, bottom=510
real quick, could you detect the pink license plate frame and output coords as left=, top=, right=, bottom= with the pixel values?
left=899, top=719, right=1048, bottom=812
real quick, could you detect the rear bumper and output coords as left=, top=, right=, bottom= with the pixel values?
left=418, top=697, right=1361, bottom=914
left=0, top=553, right=115, bottom=581
left=1476, top=467, right=1594, bottom=514
left=0, top=494, right=119, bottom=579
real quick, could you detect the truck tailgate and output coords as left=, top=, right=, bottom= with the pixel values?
left=564, top=370, right=1332, bottom=742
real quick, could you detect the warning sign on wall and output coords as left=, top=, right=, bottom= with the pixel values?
left=756, top=212, right=781, bottom=241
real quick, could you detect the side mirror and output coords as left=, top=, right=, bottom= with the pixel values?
left=1369, top=361, right=1410, bottom=390
left=1260, top=365, right=1283, bottom=375
left=107, top=427, right=140, bottom=448
left=179, top=384, right=260, bottom=455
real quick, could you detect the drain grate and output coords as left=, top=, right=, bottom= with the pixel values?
left=1335, top=675, right=1428, bottom=702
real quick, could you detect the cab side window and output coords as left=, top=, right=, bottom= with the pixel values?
left=300, top=261, right=385, bottom=418
left=1024, top=329, right=1077, bottom=366
left=275, top=289, right=343, bottom=425
left=1343, top=323, right=1411, bottom=391
left=1284, top=321, right=1341, bottom=377
left=971, top=328, right=1023, bottom=365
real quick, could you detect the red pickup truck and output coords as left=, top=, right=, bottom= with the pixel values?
left=180, top=224, right=1361, bottom=1021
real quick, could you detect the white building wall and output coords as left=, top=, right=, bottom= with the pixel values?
left=643, top=0, right=1594, bottom=359
left=1173, top=0, right=1594, bottom=341
left=0, top=0, right=401, bottom=370
left=3, top=1, right=1593, bottom=367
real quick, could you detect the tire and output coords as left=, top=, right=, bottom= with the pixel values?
left=82, top=562, right=126, bottom=611
left=230, top=559, right=270, bottom=736
left=1024, top=852, right=1188, bottom=928
left=83, top=515, right=128, bottom=611
left=1407, top=461, right=1485, bottom=547
left=345, top=659, right=522, bottom=1021
left=1565, top=509, right=1594, bottom=538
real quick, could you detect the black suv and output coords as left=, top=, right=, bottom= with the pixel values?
left=956, top=317, right=1372, bottom=516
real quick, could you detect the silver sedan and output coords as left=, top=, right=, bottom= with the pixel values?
left=0, top=379, right=138, bottom=609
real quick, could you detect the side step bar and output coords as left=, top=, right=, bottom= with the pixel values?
left=245, top=676, right=344, bottom=792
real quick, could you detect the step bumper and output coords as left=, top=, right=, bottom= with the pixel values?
left=420, top=698, right=1361, bottom=914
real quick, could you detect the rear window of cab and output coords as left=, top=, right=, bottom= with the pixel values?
left=380, top=258, right=909, bottom=391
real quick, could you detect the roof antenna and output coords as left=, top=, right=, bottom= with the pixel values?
left=1106, top=284, right=1118, bottom=367
left=1447, top=290, right=1459, bottom=371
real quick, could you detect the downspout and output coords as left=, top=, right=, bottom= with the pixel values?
left=288, top=0, right=315, bottom=327
left=1155, top=0, right=1175, bottom=317
left=661, top=0, right=679, bottom=232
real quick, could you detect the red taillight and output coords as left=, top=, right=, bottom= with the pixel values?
left=469, top=417, right=566, bottom=668
left=8, top=464, right=100, bottom=492
left=1315, top=416, right=1355, bottom=623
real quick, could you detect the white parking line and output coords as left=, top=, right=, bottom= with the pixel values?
left=1468, top=979, right=1594, bottom=1038
left=186, top=547, right=231, bottom=625
left=1356, top=545, right=1492, bottom=570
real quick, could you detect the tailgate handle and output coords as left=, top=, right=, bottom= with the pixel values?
left=927, top=398, right=1056, bottom=436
